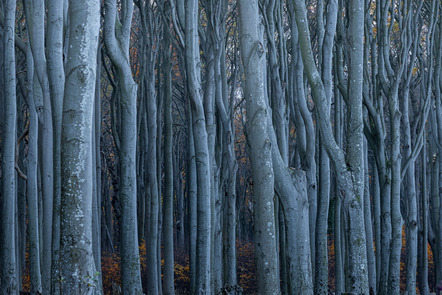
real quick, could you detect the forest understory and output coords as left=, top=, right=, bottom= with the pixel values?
left=19, top=234, right=437, bottom=294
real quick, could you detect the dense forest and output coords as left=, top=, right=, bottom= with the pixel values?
left=1, top=0, right=442, bottom=294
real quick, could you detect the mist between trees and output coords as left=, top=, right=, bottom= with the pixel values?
left=0, top=0, right=442, bottom=294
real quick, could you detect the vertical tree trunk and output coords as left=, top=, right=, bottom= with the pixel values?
left=187, top=101, right=198, bottom=295
left=314, top=0, right=338, bottom=291
left=145, top=59, right=160, bottom=295
left=156, top=104, right=163, bottom=295
left=185, top=0, right=212, bottom=292
left=238, top=0, right=280, bottom=292
left=24, top=1, right=54, bottom=291
left=91, top=47, right=103, bottom=294
left=163, top=28, right=175, bottom=295
left=291, top=0, right=369, bottom=292
left=333, top=82, right=344, bottom=295
left=103, top=0, right=143, bottom=292
left=402, top=87, right=418, bottom=295
left=1, top=0, right=17, bottom=292
left=60, top=0, right=100, bottom=293
left=364, top=141, right=376, bottom=293
left=419, top=140, right=430, bottom=294
left=345, top=2, right=368, bottom=292
left=46, top=0, right=65, bottom=290
left=216, top=28, right=237, bottom=290
left=26, top=42, right=43, bottom=295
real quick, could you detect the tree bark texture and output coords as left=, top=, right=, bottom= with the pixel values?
left=60, top=0, right=100, bottom=293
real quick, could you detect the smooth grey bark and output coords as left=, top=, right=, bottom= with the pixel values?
left=261, top=26, right=315, bottom=292
left=333, top=70, right=344, bottom=295
left=174, top=151, right=185, bottom=249
left=24, top=1, right=54, bottom=291
left=144, top=36, right=160, bottom=295
left=204, top=2, right=228, bottom=291
left=344, top=1, right=368, bottom=291
left=162, top=24, right=175, bottom=295
left=238, top=0, right=280, bottom=293
left=368, top=5, right=393, bottom=293
left=103, top=0, right=143, bottom=293
left=314, top=2, right=337, bottom=293
left=91, top=46, right=103, bottom=295
left=156, top=101, right=163, bottom=295
left=386, top=40, right=405, bottom=295
left=261, top=4, right=294, bottom=291
left=430, top=8, right=442, bottom=289
left=46, top=0, right=65, bottom=291
left=216, top=29, right=237, bottom=290
left=399, top=22, right=429, bottom=289
left=372, top=162, right=381, bottom=287
left=430, top=107, right=441, bottom=287
left=1, top=0, right=17, bottom=292
left=17, top=132, right=26, bottom=293
left=187, top=100, right=198, bottom=295
left=310, top=1, right=335, bottom=292
left=200, top=6, right=218, bottom=291
left=262, top=0, right=289, bottom=163
left=375, top=1, right=428, bottom=291
left=364, top=140, right=376, bottom=293
left=290, top=0, right=369, bottom=292
left=266, top=117, right=313, bottom=295
left=419, top=141, right=429, bottom=294
left=185, top=0, right=212, bottom=292
left=136, top=12, right=161, bottom=293
left=289, top=14, right=318, bottom=295
left=26, top=42, right=43, bottom=295
left=60, top=0, right=100, bottom=293
left=402, top=85, right=418, bottom=295
left=361, top=20, right=376, bottom=293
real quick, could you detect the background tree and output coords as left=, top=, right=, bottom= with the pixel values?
left=238, top=0, right=280, bottom=292
left=103, top=0, right=143, bottom=293
left=1, top=0, right=18, bottom=292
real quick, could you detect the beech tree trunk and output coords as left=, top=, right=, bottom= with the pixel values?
left=185, top=0, right=212, bottom=292
left=1, top=0, right=18, bottom=292
left=238, top=0, right=280, bottom=292
left=60, top=0, right=100, bottom=293
left=291, top=0, right=369, bottom=292
left=103, top=0, right=143, bottom=292
left=26, top=42, right=43, bottom=295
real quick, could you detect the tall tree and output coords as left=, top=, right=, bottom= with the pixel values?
left=46, top=0, right=65, bottom=291
left=25, top=40, right=43, bottom=294
left=161, top=10, right=175, bottom=295
left=1, top=0, right=18, bottom=292
left=103, top=0, right=143, bottom=292
left=290, top=0, right=369, bottom=292
left=23, top=1, right=55, bottom=291
left=184, top=0, right=212, bottom=292
left=238, top=0, right=280, bottom=293
left=60, top=0, right=100, bottom=293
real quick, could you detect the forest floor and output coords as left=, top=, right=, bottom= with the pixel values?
left=21, top=229, right=435, bottom=294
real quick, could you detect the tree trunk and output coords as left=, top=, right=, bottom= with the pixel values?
left=26, top=43, right=43, bottom=295
left=291, top=0, right=369, bottom=292
left=60, top=0, right=100, bottom=293
left=46, top=0, right=64, bottom=291
left=187, top=101, right=198, bottom=295
left=185, top=0, right=212, bottom=292
left=103, top=0, right=143, bottom=292
left=238, top=0, right=280, bottom=292
left=1, top=0, right=18, bottom=292
left=163, top=29, right=175, bottom=295
left=24, top=1, right=54, bottom=291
